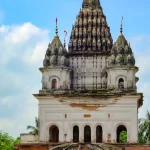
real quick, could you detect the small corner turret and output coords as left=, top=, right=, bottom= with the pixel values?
left=43, top=18, right=69, bottom=68
left=39, top=19, right=71, bottom=94
left=107, top=18, right=138, bottom=92
left=108, top=20, right=135, bottom=67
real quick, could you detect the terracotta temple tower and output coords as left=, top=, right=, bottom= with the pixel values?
left=19, top=0, right=143, bottom=149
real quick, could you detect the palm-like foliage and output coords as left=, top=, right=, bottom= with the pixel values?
left=27, top=117, right=39, bottom=135
left=139, top=110, right=150, bottom=143
left=120, top=131, right=127, bottom=143
left=0, top=131, right=14, bottom=150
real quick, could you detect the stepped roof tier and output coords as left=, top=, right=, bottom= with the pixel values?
left=109, top=23, right=135, bottom=66
left=43, top=22, right=69, bottom=67
left=68, top=0, right=113, bottom=56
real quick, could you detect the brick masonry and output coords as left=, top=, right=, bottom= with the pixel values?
left=15, top=143, right=150, bottom=150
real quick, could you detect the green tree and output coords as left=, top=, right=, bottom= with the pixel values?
left=0, top=131, right=16, bottom=150
left=138, top=131, right=147, bottom=144
left=138, top=111, right=150, bottom=144
left=120, top=131, right=127, bottom=143
left=27, top=117, right=39, bottom=135
left=14, top=137, right=21, bottom=145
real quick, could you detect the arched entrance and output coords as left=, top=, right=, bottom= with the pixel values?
left=117, top=125, right=127, bottom=143
left=84, top=125, right=91, bottom=143
left=52, top=79, right=57, bottom=89
left=49, top=125, right=59, bottom=143
left=73, top=125, right=79, bottom=143
left=118, top=78, right=124, bottom=89
left=96, top=125, right=103, bottom=143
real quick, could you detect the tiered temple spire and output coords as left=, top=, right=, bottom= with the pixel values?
left=55, top=18, right=58, bottom=36
left=68, top=0, right=113, bottom=56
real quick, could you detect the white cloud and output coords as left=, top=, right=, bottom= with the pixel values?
left=0, top=23, right=50, bottom=138
left=138, top=82, right=150, bottom=118
left=131, top=35, right=150, bottom=77
left=5, top=23, right=41, bottom=44
left=23, top=40, right=48, bottom=64
left=0, top=87, right=39, bottom=137
left=0, top=119, right=17, bottom=130
left=1, top=96, right=15, bottom=105
left=0, top=22, right=50, bottom=65
left=130, top=35, right=150, bottom=118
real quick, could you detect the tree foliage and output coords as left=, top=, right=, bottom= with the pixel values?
left=138, top=132, right=147, bottom=144
left=138, top=110, right=150, bottom=144
left=120, top=131, right=127, bottom=143
left=27, top=117, right=39, bottom=135
left=119, top=110, right=150, bottom=144
left=0, top=131, right=20, bottom=150
left=14, top=137, right=21, bottom=145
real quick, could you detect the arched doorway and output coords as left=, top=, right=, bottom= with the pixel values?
left=118, top=78, right=124, bottom=89
left=73, top=125, right=79, bottom=143
left=52, top=79, right=57, bottom=89
left=84, top=125, right=91, bottom=143
left=117, top=125, right=127, bottom=143
left=96, top=125, right=103, bottom=143
left=49, top=125, right=59, bottom=143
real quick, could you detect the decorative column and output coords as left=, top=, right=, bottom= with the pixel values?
left=111, top=123, right=116, bottom=143
left=80, top=125, right=84, bottom=142
left=91, top=124, right=96, bottom=143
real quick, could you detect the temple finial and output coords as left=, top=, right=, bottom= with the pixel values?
left=64, top=30, right=67, bottom=48
left=64, top=39, right=66, bottom=48
left=120, top=16, right=123, bottom=34
left=82, top=0, right=101, bottom=8
left=55, top=18, right=58, bottom=35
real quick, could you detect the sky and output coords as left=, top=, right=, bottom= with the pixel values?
left=0, top=0, right=150, bottom=138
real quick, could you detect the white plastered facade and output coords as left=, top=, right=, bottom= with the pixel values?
left=35, top=95, right=140, bottom=143
left=107, top=66, right=138, bottom=90
left=41, top=67, right=71, bottom=90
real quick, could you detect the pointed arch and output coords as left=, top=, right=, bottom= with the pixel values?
left=96, top=125, right=103, bottom=143
left=118, top=78, right=124, bottom=89
left=84, top=125, right=91, bottom=143
left=49, top=125, right=59, bottom=143
left=73, top=125, right=79, bottom=143
left=52, top=79, right=57, bottom=89
left=116, top=125, right=127, bottom=143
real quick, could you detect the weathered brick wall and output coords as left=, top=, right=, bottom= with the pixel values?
left=15, top=144, right=49, bottom=150
left=15, top=144, right=150, bottom=150
left=122, top=146, right=150, bottom=150
left=116, top=145, right=150, bottom=150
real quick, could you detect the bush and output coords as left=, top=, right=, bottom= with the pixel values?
left=0, top=131, right=20, bottom=150
left=120, top=131, right=127, bottom=143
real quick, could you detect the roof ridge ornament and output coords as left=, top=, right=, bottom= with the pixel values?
left=120, top=16, right=123, bottom=34
left=64, top=30, right=67, bottom=48
left=55, top=18, right=58, bottom=36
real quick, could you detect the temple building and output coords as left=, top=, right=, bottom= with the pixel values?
left=17, top=0, right=144, bottom=149
left=32, top=0, right=143, bottom=144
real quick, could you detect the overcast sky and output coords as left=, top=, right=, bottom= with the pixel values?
left=0, top=0, right=150, bottom=138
